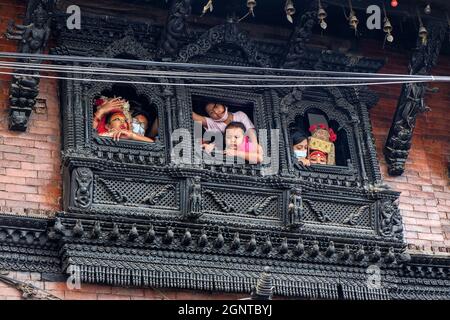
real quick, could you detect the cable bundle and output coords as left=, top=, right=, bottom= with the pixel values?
left=0, top=52, right=448, bottom=88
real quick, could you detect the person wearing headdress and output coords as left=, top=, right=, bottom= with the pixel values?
left=93, top=97, right=154, bottom=142
left=307, top=119, right=337, bottom=165
left=291, top=130, right=310, bottom=166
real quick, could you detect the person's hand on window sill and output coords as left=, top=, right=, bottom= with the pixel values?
left=202, top=143, right=216, bottom=154
left=298, top=158, right=311, bottom=166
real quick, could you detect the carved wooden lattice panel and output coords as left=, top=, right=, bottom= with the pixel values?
left=93, top=177, right=179, bottom=210
left=303, top=198, right=373, bottom=228
left=202, top=186, right=282, bottom=220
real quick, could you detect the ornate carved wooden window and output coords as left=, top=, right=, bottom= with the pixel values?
left=281, top=87, right=373, bottom=185
left=51, top=6, right=408, bottom=296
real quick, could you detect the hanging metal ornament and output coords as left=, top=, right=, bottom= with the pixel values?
left=247, top=0, right=257, bottom=17
left=201, top=0, right=214, bottom=17
left=417, top=8, right=428, bottom=45
left=285, top=0, right=296, bottom=23
left=318, top=0, right=327, bottom=30
left=383, top=18, right=394, bottom=42
left=382, top=4, right=393, bottom=43
left=418, top=25, right=428, bottom=44
left=347, top=0, right=359, bottom=35
left=348, top=12, right=359, bottom=32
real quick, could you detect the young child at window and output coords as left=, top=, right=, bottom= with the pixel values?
left=192, top=103, right=258, bottom=151
left=223, top=122, right=263, bottom=164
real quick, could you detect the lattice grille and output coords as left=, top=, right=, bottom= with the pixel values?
left=93, top=177, right=179, bottom=209
left=202, top=188, right=280, bottom=219
left=303, top=199, right=372, bottom=227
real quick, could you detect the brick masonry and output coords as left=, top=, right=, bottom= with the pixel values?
left=0, top=1, right=62, bottom=216
left=0, top=0, right=449, bottom=299
left=0, top=271, right=247, bottom=300
left=361, top=42, right=450, bottom=252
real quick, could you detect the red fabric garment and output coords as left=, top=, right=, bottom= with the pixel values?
left=97, top=116, right=108, bottom=134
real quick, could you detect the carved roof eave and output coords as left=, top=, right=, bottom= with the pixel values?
left=1, top=214, right=449, bottom=300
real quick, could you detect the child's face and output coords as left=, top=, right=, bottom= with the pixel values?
left=107, top=112, right=129, bottom=131
left=205, top=103, right=226, bottom=121
left=309, top=151, right=327, bottom=165
left=225, top=128, right=245, bottom=150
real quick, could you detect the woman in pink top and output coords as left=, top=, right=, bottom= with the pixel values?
left=192, top=102, right=257, bottom=143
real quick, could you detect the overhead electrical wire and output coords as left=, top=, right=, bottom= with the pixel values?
left=0, top=52, right=448, bottom=88
left=0, top=61, right=439, bottom=83
left=0, top=70, right=431, bottom=88
left=0, top=51, right=437, bottom=78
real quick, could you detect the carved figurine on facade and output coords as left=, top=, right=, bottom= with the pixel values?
left=287, top=187, right=303, bottom=227
left=384, top=23, right=446, bottom=176
left=186, top=177, right=202, bottom=220
left=379, top=200, right=403, bottom=239
left=159, top=0, right=192, bottom=58
left=6, top=3, right=51, bottom=54
left=5, top=2, right=52, bottom=131
left=72, top=167, right=93, bottom=210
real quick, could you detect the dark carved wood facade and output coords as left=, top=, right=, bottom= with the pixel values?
left=1, top=0, right=449, bottom=300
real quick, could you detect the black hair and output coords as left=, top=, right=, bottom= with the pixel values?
left=291, top=130, right=308, bottom=145
left=205, top=102, right=226, bottom=110
left=225, top=121, right=246, bottom=133
left=130, top=100, right=149, bottom=118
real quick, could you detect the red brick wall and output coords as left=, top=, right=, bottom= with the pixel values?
left=362, top=42, right=450, bottom=252
left=0, top=272, right=246, bottom=300
left=0, top=0, right=449, bottom=300
left=0, top=0, right=62, bottom=216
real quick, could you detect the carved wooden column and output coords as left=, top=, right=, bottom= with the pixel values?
left=4, top=0, right=55, bottom=131
left=384, top=23, right=447, bottom=176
